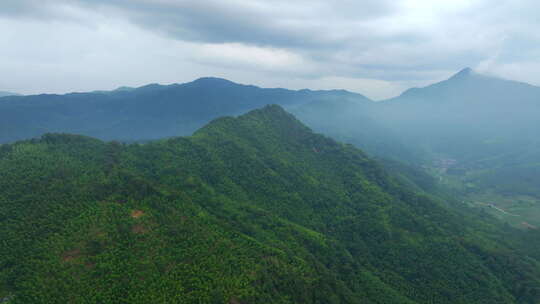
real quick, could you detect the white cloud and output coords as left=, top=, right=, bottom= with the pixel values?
left=0, top=0, right=539, bottom=96
left=193, top=43, right=307, bottom=71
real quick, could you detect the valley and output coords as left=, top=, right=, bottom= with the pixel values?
left=470, top=193, right=539, bottom=229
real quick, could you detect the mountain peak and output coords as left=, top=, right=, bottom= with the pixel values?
left=194, top=104, right=310, bottom=140
left=242, top=104, right=300, bottom=124
left=190, top=77, right=239, bottom=87
left=393, top=68, right=482, bottom=100
left=459, top=67, right=473, bottom=73
left=449, top=67, right=475, bottom=80
left=114, top=86, right=134, bottom=92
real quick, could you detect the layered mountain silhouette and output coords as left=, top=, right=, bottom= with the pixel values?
left=289, top=68, right=540, bottom=164
left=3, top=69, right=540, bottom=201
left=0, top=77, right=369, bottom=143
left=2, top=105, right=539, bottom=303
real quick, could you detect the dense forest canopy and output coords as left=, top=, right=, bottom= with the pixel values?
left=1, top=105, right=540, bottom=303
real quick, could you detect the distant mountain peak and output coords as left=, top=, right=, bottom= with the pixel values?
left=449, top=67, right=475, bottom=80
left=191, top=77, right=238, bottom=86
left=114, top=86, right=134, bottom=92
left=459, top=67, right=473, bottom=74
left=138, top=83, right=163, bottom=90
left=193, top=76, right=230, bottom=82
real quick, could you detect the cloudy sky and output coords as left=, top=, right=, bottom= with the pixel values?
left=1, top=0, right=539, bottom=99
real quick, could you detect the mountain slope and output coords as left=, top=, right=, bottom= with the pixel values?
left=0, top=78, right=369, bottom=144
left=1, top=105, right=539, bottom=303
left=377, top=68, right=540, bottom=161
left=370, top=69, right=540, bottom=223
left=289, top=98, right=424, bottom=163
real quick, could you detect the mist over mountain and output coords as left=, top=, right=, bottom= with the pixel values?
left=0, top=91, right=20, bottom=97
left=289, top=98, right=423, bottom=163
left=292, top=67, right=540, bottom=164
left=376, top=68, right=540, bottom=161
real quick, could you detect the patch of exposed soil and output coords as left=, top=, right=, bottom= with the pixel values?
left=229, top=297, right=242, bottom=304
left=130, top=210, right=145, bottom=219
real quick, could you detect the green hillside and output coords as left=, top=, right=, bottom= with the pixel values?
left=1, top=105, right=539, bottom=303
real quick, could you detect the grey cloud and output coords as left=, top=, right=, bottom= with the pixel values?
left=1, top=0, right=540, bottom=99
left=0, top=0, right=69, bottom=19
left=79, top=0, right=397, bottom=49
left=2, top=0, right=396, bottom=48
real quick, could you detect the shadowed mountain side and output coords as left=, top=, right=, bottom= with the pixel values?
left=0, top=77, right=371, bottom=144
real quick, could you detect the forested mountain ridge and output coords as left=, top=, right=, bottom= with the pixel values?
left=1, top=105, right=539, bottom=303
left=0, top=77, right=370, bottom=144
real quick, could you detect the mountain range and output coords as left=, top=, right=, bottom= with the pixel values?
left=4, top=69, right=538, bottom=164
left=0, top=77, right=368, bottom=144
left=2, top=70, right=540, bottom=303
left=3, top=68, right=539, bottom=199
